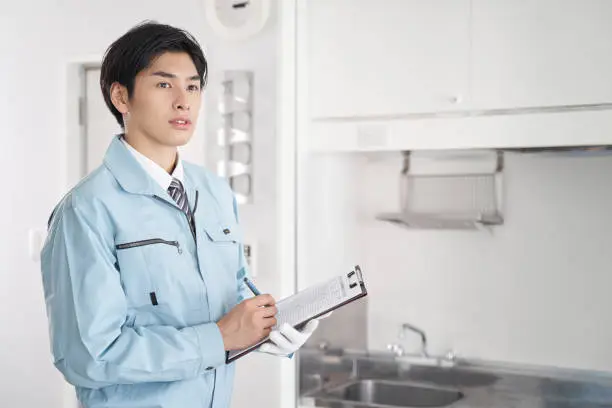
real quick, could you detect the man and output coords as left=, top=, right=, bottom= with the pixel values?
left=40, top=21, right=319, bottom=408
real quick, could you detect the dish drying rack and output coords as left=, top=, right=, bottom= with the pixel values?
left=376, top=150, right=504, bottom=230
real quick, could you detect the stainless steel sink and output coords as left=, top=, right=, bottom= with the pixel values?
left=315, top=379, right=464, bottom=408
left=403, top=366, right=499, bottom=388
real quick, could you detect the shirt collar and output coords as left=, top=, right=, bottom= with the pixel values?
left=120, top=136, right=184, bottom=191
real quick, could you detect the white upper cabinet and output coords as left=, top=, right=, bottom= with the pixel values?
left=298, top=0, right=612, bottom=151
left=471, top=0, right=612, bottom=110
left=306, top=0, right=471, bottom=119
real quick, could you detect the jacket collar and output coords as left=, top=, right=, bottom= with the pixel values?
left=103, top=134, right=170, bottom=198
left=119, top=136, right=185, bottom=190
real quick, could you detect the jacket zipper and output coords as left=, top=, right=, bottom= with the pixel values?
left=116, top=238, right=182, bottom=254
left=153, top=194, right=198, bottom=243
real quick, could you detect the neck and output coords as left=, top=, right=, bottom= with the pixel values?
left=123, top=132, right=177, bottom=173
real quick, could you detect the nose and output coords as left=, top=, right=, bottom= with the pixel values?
left=173, top=90, right=190, bottom=111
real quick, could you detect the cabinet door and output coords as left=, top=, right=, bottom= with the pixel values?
left=306, top=0, right=470, bottom=119
left=471, top=0, right=612, bottom=110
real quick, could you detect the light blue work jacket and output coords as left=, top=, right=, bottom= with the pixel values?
left=41, top=135, right=252, bottom=408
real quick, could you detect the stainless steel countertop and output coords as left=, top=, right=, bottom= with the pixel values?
left=298, top=349, right=612, bottom=408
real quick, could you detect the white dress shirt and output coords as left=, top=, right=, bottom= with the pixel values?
left=120, top=136, right=184, bottom=190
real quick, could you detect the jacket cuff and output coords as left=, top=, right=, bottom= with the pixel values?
left=192, top=323, right=227, bottom=371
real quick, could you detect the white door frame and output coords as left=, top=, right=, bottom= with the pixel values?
left=65, top=58, right=102, bottom=190
left=277, top=0, right=301, bottom=407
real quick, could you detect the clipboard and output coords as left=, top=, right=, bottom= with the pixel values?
left=226, top=265, right=367, bottom=363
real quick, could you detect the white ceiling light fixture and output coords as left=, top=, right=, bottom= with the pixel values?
left=205, top=0, right=271, bottom=40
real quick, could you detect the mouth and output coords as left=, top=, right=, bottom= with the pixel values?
left=169, top=118, right=192, bottom=130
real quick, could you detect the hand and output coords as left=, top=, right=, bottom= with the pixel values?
left=216, top=294, right=277, bottom=351
left=259, top=319, right=320, bottom=356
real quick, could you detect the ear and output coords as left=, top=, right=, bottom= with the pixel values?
left=110, top=82, right=130, bottom=115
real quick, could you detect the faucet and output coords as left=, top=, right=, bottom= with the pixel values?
left=399, top=322, right=429, bottom=358
left=387, top=322, right=429, bottom=358
left=387, top=322, right=458, bottom=366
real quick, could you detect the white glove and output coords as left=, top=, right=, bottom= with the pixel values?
left=259, top=319, right=320, bottom=356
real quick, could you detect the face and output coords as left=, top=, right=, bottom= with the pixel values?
left=111, top=51, right=203, bottom=148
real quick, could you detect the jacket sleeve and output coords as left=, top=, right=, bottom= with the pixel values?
left=41, top=195, right=227, bottom=389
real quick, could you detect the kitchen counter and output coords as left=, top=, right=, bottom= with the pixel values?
left=298, top=349, right=612, bottom=408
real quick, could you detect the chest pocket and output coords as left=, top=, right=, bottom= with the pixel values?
left=200, top=216, right=242, bottom=248
left=198, top=216, right=244, bottom=307
left=202, top=221, right=241, bottom=243
left=115, top=236, right=204, bottom=327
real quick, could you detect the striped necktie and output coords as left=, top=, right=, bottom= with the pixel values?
left=168, top=178, right=195, bottom=237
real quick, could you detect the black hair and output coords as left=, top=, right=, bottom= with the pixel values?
left=100, top=21, right=208, bottom=128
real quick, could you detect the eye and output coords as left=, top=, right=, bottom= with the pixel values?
left=157, top=82, right=171, bottom=89
left=187, top=84, right=200, bottom=92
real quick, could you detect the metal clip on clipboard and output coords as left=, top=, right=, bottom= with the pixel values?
left=347, top=265, right=365, bottom=290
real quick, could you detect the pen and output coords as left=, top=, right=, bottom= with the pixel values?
left=244, top=277, right=293, bottom=358
left=243, top=277, right=261, bottom=296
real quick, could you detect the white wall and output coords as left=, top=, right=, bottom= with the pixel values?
left=301, top=151, right=612, bottom=373
left=0, top=2, right=280, bottom=407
